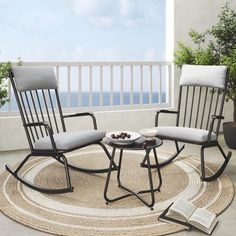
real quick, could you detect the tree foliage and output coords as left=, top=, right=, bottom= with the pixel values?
left=0, top=57, right=22, bottom=107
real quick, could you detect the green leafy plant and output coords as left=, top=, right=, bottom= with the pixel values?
left=174, top=3, right=236, bottom=121
left=0, top=57, right=22, bottom=107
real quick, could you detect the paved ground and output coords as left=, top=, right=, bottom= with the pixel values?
left=0, top=135, right=235, bottom=236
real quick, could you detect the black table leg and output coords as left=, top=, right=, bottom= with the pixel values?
left=144, top=148, right=155, bottom=209
left=104, top=147, right=162, bottom=209
left=104, top=148, right=133, bottom=203
left=117, top=149, right=123, bottom=187
left=153, top=148, right=162, bottom=190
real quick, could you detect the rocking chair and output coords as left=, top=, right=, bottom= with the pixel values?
left=6, top=66, right=117, bottom=194
left=141, top=64, right=231, bottom=181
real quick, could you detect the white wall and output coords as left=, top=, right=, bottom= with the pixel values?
left=0, top=116, right=26, bottom=151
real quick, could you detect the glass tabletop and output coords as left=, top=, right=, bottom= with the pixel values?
left=104, top=136, right=163, bottom=150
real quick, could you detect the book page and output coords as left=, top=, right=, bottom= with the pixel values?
left=189, top=208, right=216, bottom=229
left=168, top=198, right=196, bottom=221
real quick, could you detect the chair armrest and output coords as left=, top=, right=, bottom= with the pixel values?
left=23, top=121, right=57, bottom=151
left=155, top=110, right=179, bottom=127
left=211, top=115, right=224, bottom=120
left=24, top=121, right=50, bottom=128
left=63, top=112, right=97, bottom=130
left=156, top=109, right=179, bottom=114
left=207, top=115, right=225, bottom=143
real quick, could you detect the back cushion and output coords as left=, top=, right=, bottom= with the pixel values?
left=12, top=66, right=58, bottom=92
left=180, top=64, right=227, bottom=89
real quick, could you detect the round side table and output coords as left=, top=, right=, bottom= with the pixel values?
left=104, top=136, right=163, bottom=210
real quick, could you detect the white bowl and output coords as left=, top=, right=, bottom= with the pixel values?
left=106, top=131, right=141, bottom=145
left=139, top=128, right=158, bottom=139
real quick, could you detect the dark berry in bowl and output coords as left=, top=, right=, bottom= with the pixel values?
left=110, top=132, right=132, bottom=140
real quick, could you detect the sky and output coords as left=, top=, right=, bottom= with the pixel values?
left=0, top=0, right=166, bottom=62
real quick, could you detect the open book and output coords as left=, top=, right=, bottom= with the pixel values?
left=158, top=198, right=218, bottom=234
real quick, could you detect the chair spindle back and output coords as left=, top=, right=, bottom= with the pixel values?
left=10, top=66, right=66, bottom=151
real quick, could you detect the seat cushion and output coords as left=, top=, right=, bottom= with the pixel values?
left=154, top=126, right=217, bottom=143
left=33, top=130, right=105, bottom=151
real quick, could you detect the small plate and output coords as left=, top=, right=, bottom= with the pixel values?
left=106, top=131, right=141, bottom=145
left=139, top=128, right=158, bottom=140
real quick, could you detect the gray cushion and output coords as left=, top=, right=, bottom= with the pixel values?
left=180, top=64, right=227, bottom=89
left=154, top=126, right=217, bottom=143
left=33, top=130, right=105, bottom=151
left=12, top=66, right=58, bottom=92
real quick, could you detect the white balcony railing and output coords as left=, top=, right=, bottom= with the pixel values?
left=0, top=61, right=173, bottom=116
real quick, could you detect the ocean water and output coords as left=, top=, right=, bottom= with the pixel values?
left=59, top=92, right=166, bottom=107
left=0, top=91, right=166, bottom=112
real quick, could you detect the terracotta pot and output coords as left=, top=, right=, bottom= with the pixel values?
left=223, top=122, right=236, bottom=149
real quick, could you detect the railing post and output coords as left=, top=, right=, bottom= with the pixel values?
left=149, top=65, right=153, bottom=104
left=78, top=65, right=82, bottom=107
left=130, top=65, right=134, bottom=105
left=89, top=65, right=93, bottom=107
left=67, top=66, right=71, bottom=108
left=120, top=65, right=124, bottom=105
left=158, top=65, right=162, bottom=103
left=140, top=65, right=143, bottom=105
left=100, top=65, right=103, bottom=106
left=110, top=65, right=113, bottom=106
left=167, top=64, right=171, bottom=105
left=56, top=66, right=60, bottom=85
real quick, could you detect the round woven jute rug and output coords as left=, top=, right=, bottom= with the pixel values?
left=0, top=149, right=234, bottom=236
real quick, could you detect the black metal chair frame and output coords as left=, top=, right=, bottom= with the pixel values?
left=6, top=70, right=117, bottom=194
left=141, top=83, right=231, bottom=182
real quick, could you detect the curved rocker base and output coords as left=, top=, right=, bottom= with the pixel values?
left=57, top=161, right=118, bottom=174
left=141, top=140, right=231, bottom=182
left=5, top=165, right=74, bottom=194
left=140, top=142, right=185, bottom=169
left=200, top=144, right=232, bottom=182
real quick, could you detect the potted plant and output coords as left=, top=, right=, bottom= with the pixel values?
left=0, top=58, right=22, bottom=108
left=221, top=49, right=236, bottom=148
left=174, top=3, right=236, bottom=149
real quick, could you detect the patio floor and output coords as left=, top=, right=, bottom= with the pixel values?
left=0, top=135, right=235, bottom=236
